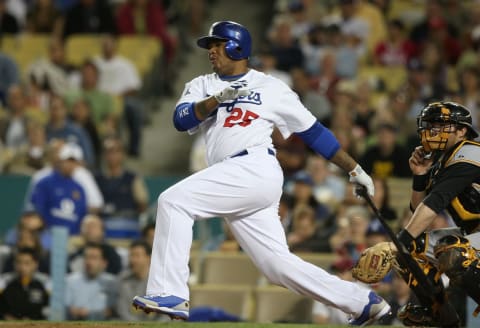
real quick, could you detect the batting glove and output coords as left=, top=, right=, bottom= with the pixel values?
left=349, top=164, right=375, bottom=197
left=214, top=86, right=249, bottom=103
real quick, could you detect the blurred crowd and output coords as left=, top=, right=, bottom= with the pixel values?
left=1, top=0, right=480, bottom=325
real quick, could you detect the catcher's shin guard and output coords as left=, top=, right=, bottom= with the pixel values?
left=396, top=233, right=460, bottom=327
left=435, top=235, right=480, bottom=316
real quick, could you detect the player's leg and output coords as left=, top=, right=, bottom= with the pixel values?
left=226, top=207, right=390, bottom=325
left=134, top=150, right=283, bottom=317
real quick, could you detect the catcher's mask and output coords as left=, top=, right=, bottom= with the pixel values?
left=417, top=101, right=479, bottom=152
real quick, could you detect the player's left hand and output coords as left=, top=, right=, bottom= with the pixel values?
left=349, top=164, right=374, bottom=197
left=214, top=86, right=249, bottom=103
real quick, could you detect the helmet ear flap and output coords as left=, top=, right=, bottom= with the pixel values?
left=225, top=39, right=242, bottom=60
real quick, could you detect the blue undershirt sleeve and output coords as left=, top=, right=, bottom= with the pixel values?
left=173, top=102, right=202, bottom=131
left=295, top=121, right=340, bottom=159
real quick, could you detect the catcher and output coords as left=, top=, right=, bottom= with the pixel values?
left=353, top=101, right=480, bottom=327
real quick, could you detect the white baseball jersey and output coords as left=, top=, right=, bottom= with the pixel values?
left=177, top=69, right=317, bottom=165
left=146, top=68, right=377, bottom=320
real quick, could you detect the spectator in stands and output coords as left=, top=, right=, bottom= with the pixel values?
left=4, top=211, right=51, bottom=251
left=26, top=38, right=77, bottom=97
left=286, top=170, right=330, bottom=222
left=25, top=0, right=62, bottom=35
left=352, top=79, right=375, bottom=137
left=251, top=50, right=292, bottom=87
left=95, top=137, right=149, bottom=238
left=370, top=177, right=397, bottom=222
left=29, top=142, right=88, bottom=235
left=364, top=218, right=389, bottom=247
left=0, top=86, right=30, bottom=149
left=300, top=23, right=328, bottom=76
left=65, top=242, right=118, bottom=320
left=0, top=247, right=50, bottom=320
left=116, top=0, right=176, bottom=63
left=1, top=120, right=48, bottom=175
left=69, top=98, right=101, bottom=167
left=0, top=51, right=19, bottom=106
left=305, top=154, right=345, bottom=206
left=373, top=19, right=416, bottom=67
left=24, top=138, right=104, bottom=214
left=420, top=40, right=449, bottom=97
left=287, top=204, right=330, bottom=253
left=310, top=51, right=341, bottom=103
left=457, top=66, right=480, bottom=130
left=116, top=240, right=164, bottom=321
left=64, top=59, right=119, bottom=139
left=285, top=0, right=312, bottom=41
left=94, top=34, right=143, bottom=157
left=329, top=205, right=370, bottom=259
left=2, top=227, right=50, bottom=274
left=383, top=272, right=415, bottom=326
left=62, top=0, right=116, bottom=38
left=69, top=214, right=123, bottom=275
left=358, top=122, right=411, bottom=179
left=140, top=222, right=155, bottom=248
left=266, top=15, right=304, bottom=72
left=336, top=0, right=370, bottom=59
left=0, top=0, right=19, bottom=34
left=409, top=0, right=461, bottom=65
left=290, top=68, right=331, bottom=124
left=273, top=132, right=308, bottom=178
left=46, top=95, right=95, bottom=167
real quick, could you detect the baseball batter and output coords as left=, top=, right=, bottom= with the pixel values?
left=133, top=21, right=390, bottom=325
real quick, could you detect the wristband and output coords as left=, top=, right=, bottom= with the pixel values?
left=397, top=229, right=415, bottom=251
left=412, top=174, right=428, bottom=192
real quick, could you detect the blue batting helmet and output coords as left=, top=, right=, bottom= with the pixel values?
left=197, top=21, right=251, bottom=60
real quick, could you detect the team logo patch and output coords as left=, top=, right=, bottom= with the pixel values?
left=370, top=254, right=380, bottom=269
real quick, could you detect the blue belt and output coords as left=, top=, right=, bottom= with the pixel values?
left=231, top=148, right=275, bottom=158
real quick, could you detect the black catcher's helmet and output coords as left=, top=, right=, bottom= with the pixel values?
left=417, top=101, right=478, bottom=152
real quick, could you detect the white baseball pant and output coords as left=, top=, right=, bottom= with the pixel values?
left=146, top=146, right=372, bottom=317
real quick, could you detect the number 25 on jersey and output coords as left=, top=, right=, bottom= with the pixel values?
left=223, top=108, right=259, bottom=127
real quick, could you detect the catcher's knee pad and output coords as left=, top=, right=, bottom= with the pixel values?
left=404, top=232, right=442, bottom=287
left=435, top=235, right=480, bottom=314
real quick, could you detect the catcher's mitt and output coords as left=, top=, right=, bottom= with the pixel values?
left=352, top=241, right=396, bottom=283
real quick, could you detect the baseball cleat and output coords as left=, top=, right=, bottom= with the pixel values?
left=349, top=291, right=391, bottom=326
left=132, top=294, right=189, bottom=320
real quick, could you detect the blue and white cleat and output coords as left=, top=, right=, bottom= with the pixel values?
left=132, top=294, right=189, bottom=320
left=349, top=291, right=391, bottom=326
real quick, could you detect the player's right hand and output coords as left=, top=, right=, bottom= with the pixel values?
left=214, top=86, right=249, bottom=103
left=409, top=146, right=433, bottom=175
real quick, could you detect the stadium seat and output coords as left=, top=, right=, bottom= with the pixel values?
left=0, top=34, right=50, bottom=74
left=190, top=284, right=254, bottom=321
left=65, top=34, right=102, bottom=66
left=254, top=285, right=313, bottom=323
left=200, top=251, right=261, bottom=285
left=117, top=35, right=162, bottom=78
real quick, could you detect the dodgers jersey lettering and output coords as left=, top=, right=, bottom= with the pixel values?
left=177, top=69, right=317, bottom=165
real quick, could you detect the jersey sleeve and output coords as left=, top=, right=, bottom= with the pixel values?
left=176, top=76, right=207, bottom=106
left=176, top=76, right=208, bottom=135
left=271, top=80, right=317, bottom=138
